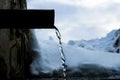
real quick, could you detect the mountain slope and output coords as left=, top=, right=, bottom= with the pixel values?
left=30, top=29, right=120, bottom=78
left=68, top=29, right=120, bottom=53
left=30, top=39, right=120, bottom=75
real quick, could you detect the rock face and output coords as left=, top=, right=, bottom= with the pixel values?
left=0, top=0, right=31, bottom=80
left=114, top=29, right=120, bottom=53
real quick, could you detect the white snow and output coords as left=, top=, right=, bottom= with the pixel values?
left=68, top=29, right=120, bottom=52
left=30, top=29, right=120, bottom=75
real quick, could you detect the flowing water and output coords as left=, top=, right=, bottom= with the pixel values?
left=54, top=26, right=67, bottom=80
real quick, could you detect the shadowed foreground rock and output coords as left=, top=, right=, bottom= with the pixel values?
left=28, top=64, right=120, bottom=80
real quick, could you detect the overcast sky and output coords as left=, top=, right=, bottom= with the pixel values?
left=27, top=0, right=120, bottom=43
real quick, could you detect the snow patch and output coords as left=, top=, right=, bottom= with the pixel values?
left=31, top=39, right=120, bottom=75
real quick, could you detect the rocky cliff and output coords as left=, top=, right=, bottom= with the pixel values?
left=114, top=29, right=120, bottom=53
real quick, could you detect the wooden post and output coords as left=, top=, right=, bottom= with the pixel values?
left=0, top=0, right=27, bottom=9
left=0, top=0, right=28, bottom=80
left=0, top=0, right=55, bottom=79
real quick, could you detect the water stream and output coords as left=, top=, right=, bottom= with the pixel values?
left=31, top=28, right=67, bottom=80
left=54, top=26, right=67, bottom=80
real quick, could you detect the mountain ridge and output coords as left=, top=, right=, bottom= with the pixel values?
left=68, top=29, right=120, bottom=53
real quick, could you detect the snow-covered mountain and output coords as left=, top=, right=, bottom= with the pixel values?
left=30, top=29, right=120, bottom=78
left=68, top=29, right=120, bottom=53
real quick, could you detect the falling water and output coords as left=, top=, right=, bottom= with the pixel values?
left=54, top=26, right=67, bottom=80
